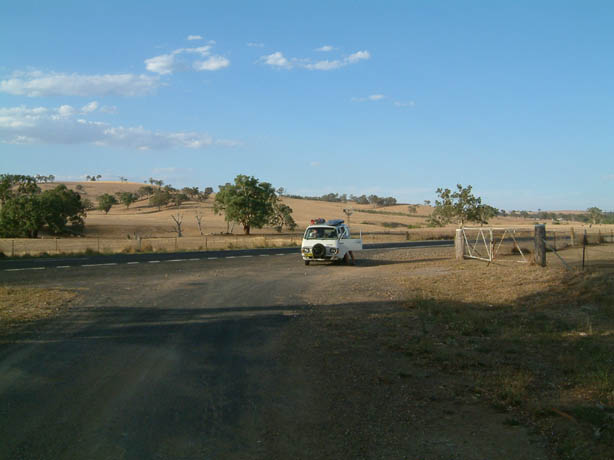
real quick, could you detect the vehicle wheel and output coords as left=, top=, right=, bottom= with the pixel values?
left=304, top=260, right=310, bottom=266
left=312, top=243, right=326, bottom=259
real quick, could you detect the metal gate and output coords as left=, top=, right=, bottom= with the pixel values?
left=461, top=227, right=528, bottom=263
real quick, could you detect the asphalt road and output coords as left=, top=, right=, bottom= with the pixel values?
left=0, top=239, right=453, bottom=271
left=0, top=253, right=315, bottom=459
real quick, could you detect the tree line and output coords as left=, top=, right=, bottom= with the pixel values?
left=1, top=173, right=609, bottom=239
left=284, top=192, right=398, bottom=207
left=0, top=174, right=86, bottom=238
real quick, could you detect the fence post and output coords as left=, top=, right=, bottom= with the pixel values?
left=11, top=239, right=15, bottom=257
left=570, top=228, right=575, bottom=246
left=455, top=229, right=465, bottom=261
left=553, top=232, right=556, bottom=251
left=582, top=230, right=587, bottom=270
left=534, top=224, right=546, bottom=267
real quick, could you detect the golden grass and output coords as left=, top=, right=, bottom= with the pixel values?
left=0, top=286, right=77, bottom=331
left=33, top=182, right=613, bottom=240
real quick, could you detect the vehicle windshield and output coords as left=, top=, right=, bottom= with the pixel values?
left=304, top=227, right=338, bottom=240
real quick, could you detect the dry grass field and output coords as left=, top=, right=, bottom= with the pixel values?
left=36, top=181, right=598, bottom=239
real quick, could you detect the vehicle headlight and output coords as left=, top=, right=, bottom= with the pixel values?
left=302, top=248, right=310, bottom=253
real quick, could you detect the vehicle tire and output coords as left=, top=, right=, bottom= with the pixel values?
left=312, top=243, right=326, bottom=259
left=304, top=260, right=310, bottom=266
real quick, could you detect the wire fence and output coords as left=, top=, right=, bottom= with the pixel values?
left=458, top=226, right=614, bottom=271
left=0, top=229, right=455, bottom=257
left=546, top=227, right=614, bottom=271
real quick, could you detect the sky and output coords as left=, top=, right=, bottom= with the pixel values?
left=1, top=0, right=613, bottom=211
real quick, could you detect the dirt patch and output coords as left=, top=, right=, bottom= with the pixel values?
left=0, top=286, right=77, bottom=334
left=265, top=248, right=614, bottom=459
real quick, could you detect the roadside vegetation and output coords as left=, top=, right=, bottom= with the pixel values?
left=0, top=286, right=76, bottom=333
left=0, top=174, right=86, bottom=237
left=401, top=267, right=614, bottom=459
left=301, top=246, right=614, bottom=459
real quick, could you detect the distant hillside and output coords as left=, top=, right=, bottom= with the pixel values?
left=38, top=181, right=145, bottom=200
left=36, top=181, right=591, bottom=238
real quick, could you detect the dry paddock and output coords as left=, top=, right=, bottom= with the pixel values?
left=0, top=231, right=452, bottom=257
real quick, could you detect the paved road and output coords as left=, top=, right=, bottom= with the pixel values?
left=0, top=239, right=453, bottom=271
left=0, top=253, right=315, bottom=459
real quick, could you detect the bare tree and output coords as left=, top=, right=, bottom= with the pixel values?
left=343, top=207, right=353, bottom=226
left=195, top=211, right=205, bottom=236
left=171, top=213, right=183, bottom=237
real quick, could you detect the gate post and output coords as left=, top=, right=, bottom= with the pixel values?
left=534, top=224, right=546, bottom=267
left=455, top=229, right=465, bottom=261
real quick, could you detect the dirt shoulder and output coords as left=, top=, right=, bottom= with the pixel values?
left=262, top=248, right=613, bottom=459
left=0, top=286, right=77, bottom=334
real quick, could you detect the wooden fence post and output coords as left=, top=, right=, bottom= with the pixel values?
left=534, top=224, right=546, bottom=267
left=455, top=229, right=465, bottom=261
left=570, top=228, right=575, bottom=246
left=582, top=230, right=587, bottom=270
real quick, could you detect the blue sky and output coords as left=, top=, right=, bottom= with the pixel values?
left=1, top=0, right=612, bottom=211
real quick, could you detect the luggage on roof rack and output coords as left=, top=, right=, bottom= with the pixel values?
left=326, top=219, right=344, bottom=226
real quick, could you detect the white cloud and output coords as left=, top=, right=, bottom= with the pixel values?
left=145, top=53, right=176, bottom=75
left=0, top=104, right=239, bottom=150
left=260, top=52, right=292, bottom=69
left=179, top=46, right=212, bottom=56
left=315, top=45, right=334, bottom=52
left=57, top=105, right=76, bottom=117
left=352, top=94, right=386, bottom=102
left=145, top=44, right=228, bottom=74
left=309, top=161, right=320, bottom=167
left=100, top=105, right=117, bottom=114
left=260, top=49, right=370, bottom=71
left=187, top=35, right=203, bottom=41
left=347, top=50, right=370, bottom=63
left=81, top=101, right=99, bottom=113
left=193, top=55, right=230, bottom=71
left=247, top=42, right=264, bottom=48
left=0, top=71, right=160, bottom=97
left=304, top=60, right=343, bottom=70
left=394, top=100, right=416, bottom=107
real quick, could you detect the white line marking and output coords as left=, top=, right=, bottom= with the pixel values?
left=238, top=255, right=253, bottom=258
left=5, top=268, right=26, bottom=272
left=259, top=254, right=270, bottom=257
left=81, top=263, right=117, bottom=267
left=188, top=258, right=200, bottom=261
left=126, top=261, right=139, bottom=265
left=167, top=259, right=184, bottom=262
left=276, top=253, right=286, bottom=256
left=226, top=256, right=236, bottom=259
left=148, top=261, right=160, bottom=264
left=56, top=266, right=70, bottom=269
left=32, top=267, right=45, bottom=270
left=207, top=257, right=218, bottom=260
